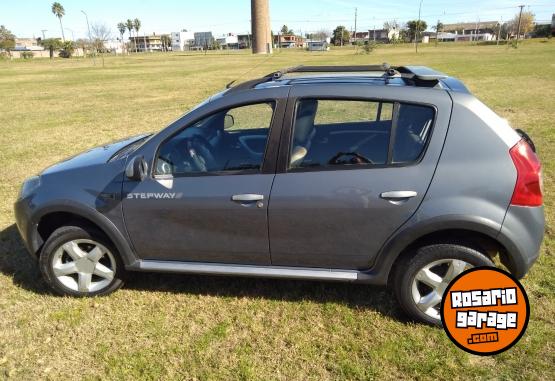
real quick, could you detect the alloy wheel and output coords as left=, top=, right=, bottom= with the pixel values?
left=411, top=259, right=473, bottom=320
left=51, top=239, right=116, bottom=293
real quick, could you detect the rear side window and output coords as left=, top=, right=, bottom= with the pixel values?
left=393, top=104, right=435, bottom=163
left=289, top=99, right=434, bottom=169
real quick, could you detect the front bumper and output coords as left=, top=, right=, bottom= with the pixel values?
left=14, top=197, right=40, bottom=258
left=498, top=205, right=545, bottom=278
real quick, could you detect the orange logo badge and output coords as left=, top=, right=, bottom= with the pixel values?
left=440, top=267, right=529, bottom=356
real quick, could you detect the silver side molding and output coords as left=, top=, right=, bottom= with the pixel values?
left=136, top=260, right=364, bottom=282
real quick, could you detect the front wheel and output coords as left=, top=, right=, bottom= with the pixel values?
left=39, top=226, right=125, bottom=297
left=392, top=243, right=494, bottom=325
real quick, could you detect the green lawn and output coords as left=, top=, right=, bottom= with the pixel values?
left=1, top=41, right=554, bottom=380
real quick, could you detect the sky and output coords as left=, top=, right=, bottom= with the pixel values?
left=2, top=0, right=554, bottom=40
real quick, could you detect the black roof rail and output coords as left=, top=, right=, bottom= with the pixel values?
left=225, top=64, right=447, bottom=93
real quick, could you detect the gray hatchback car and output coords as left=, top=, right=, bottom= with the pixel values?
left=15, top=65, right=544, bottom=324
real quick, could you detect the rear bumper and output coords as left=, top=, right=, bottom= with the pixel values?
left=498, top=205, right=544, bottom=278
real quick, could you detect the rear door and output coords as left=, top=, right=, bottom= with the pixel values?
left=268, top=84, right=452, bottom=269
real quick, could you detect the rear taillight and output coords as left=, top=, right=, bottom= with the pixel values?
left=509, top=139, right=543, bottom=206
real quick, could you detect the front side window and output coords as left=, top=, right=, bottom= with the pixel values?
left=156, top=102, right=275, bottom=176
left=289, top=99, right=434, bottom=169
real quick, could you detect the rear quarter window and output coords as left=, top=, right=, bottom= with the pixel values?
left=289, top=99, right=434, bottom=170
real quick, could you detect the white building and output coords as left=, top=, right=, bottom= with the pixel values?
left=104, top=39, right=124, bottom=54
left=437, top=31, right=496, bottom=42
left=171, top=30, right=195, bottom=51
left=216, top=33, right=239, bottom=49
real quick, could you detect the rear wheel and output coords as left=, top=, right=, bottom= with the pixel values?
left=393, top=243, right=494, bottom=325
left=39, top=226, right=124, bottom=297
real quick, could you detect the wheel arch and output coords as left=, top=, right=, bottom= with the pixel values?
left=31, top=202, right=138, bottom=267
left=368, top=215, right=513, bottom=285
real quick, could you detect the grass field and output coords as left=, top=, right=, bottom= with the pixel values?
left=1, top=41, right=554, bottom=380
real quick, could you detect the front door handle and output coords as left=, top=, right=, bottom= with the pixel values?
left=231, top=194, right=264, bottom=202
left=380, top=191, right=418, bottom=202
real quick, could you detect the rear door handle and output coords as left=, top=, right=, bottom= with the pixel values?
left=231, top=194, right=264, bottom=202
left=380, top=191, right=418, bottom=201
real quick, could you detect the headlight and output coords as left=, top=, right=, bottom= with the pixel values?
left=19, top=176, right=41, bottom=199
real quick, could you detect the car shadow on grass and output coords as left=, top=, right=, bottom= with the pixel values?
left=0, top=224, right=47, bottom=294
left=0, top=223, right=405, bottom=321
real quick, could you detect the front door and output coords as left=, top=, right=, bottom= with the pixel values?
left=268, top=85, right=452, bottom=269
left=123, top=101, right=280, bottom=265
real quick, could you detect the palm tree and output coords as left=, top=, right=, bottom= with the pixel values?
left=117, top=22, right=126, bottom=54
left=51, top=2, right=66, bottom=42
left=125, top=19, right=135, bottom=52
left=133, top=18, right=143, bottom=52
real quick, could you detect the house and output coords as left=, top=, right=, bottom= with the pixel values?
left=14, top=38, right=44, bottom=51
left=274, top=34, right=305, bottom=48
left=171, top=30, right=195, bottom=51
left=440, top=21, right=498, bottom=41
left=351, top=31, right=369, bottom=44
left=367, top=28, right=400, bottom=43
left=216, top=33, right=239, bottom=49
left=129, top=33, right=169, bottom=52
left=307, top=40, right=330, bottom=51
left=237, top=34, right=252, bottom=49
left=194, top=32, right=214, bottom=49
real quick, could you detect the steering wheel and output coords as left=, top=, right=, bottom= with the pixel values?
left=185, top=136, right=217, bottom=172
left=328, top=152, right=373, bottom=165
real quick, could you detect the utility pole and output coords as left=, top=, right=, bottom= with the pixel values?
left=497, top=17, right=503, bottom=46
left=435, top=20, right=440, bottom=46
left=81, top=10, right=95, bottom=65
left=354, top=7, right=358, bottom=47
left=516, top=4, right=525, bottom=46
left=415, top=0, right=423, bottom=53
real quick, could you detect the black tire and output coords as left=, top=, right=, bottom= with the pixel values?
left=392, top=242, right=494, bottom=326
left=39, top=225, right=125, bottom=297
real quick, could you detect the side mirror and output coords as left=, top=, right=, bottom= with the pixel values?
left=224, top=114, right=235, bottom=130
left=126, top=156, right=148, bottom=181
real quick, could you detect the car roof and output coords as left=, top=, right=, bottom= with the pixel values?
left=224, top=64, right=470, bottom=95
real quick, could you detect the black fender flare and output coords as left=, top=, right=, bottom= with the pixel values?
left=366, top=214, right=504, bottom=285
left=29, top=200, right=138, bottom=267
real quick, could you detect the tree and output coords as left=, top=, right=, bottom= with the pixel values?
left=39, top=38, right=62, bottom=59
left=433, top=21, right=444, bottom=45
left=384, top=20, right=400, bottom=32
left=332, top=25, right=350, bottom=46
left=133, top=18, right=143, bottom=52
left=508, top=11, right=535, bottom=37
left=117, top=22, right=126, bottom=54
left=280, top=25, right=294, bottom=35
left=383, top=21, right=402, bottom=43
left=126, top=19, right=135, bottom=52
left=51, top=2, right=66, bottom=42
left=91, top=23, right=111, bottom=52
left=533, top=24, right=552, bottom=38
left=406, top=20, right=427, bottom=41
left=306, top=29, right=330, bottom=41
left=160, top=34, right=171, bottom=52
left=432, top=22, right=444, bottom=32
left=59, top=40, right=74, bottom=58
left=0, top=25, right=16, bottom=57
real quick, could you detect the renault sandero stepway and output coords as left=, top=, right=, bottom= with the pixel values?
left=15, top=65, right=544, bottom=324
